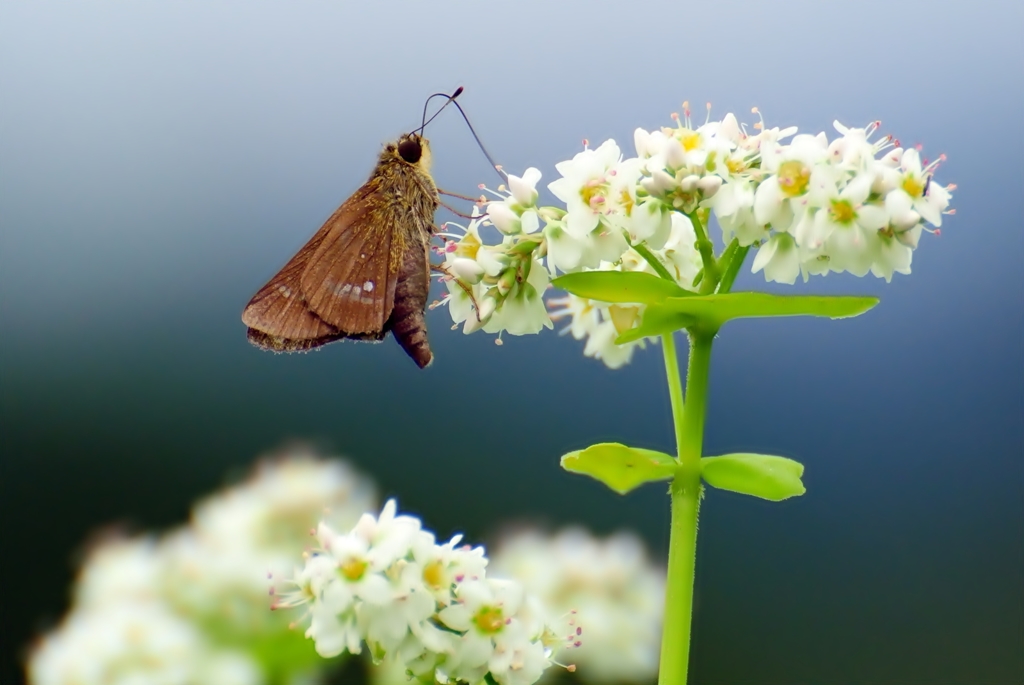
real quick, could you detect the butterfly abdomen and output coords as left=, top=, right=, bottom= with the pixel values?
left=389, top=235, right=432, bottom=368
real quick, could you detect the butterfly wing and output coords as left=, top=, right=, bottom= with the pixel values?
left=241, top=225, right=346, bottom=350
left=299, top=182, right=401, bottom=335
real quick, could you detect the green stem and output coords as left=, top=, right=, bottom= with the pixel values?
left=661, top=333, right=685, bottom=451
left=716, top=243, right=749, bottom=295
left=658, top=331, right=714, bottom=685
left=687, top=211, right=719, bottom=292
left=632, top=241, right=676, bottom=282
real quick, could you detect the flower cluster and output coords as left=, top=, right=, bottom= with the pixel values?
left=435, top=104, right=954, bottom=368
left=275, top=501, right=576, bottom=685
left=27, top=449, right=377, bottom=685
left=489, top=528, right=665, bottom=684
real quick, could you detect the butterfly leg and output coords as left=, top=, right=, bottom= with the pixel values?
left=438, top=188, right=483, bottom=203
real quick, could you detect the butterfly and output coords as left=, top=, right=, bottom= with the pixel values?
left=241, top=131, right=439, bottom=368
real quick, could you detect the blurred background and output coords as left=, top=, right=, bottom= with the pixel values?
left=1, top=1, right=1022, bottom=683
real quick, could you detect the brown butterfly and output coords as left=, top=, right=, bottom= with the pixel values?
left=242, top=128, right=441, bottom=368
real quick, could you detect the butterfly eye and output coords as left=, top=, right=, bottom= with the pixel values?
left=398, top=138, right=422, bottom=164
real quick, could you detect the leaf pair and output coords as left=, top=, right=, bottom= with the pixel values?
left=561, top=443, right=806, bottom=502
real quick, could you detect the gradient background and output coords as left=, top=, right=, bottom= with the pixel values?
left=2, top=1, right=1022, bottom=683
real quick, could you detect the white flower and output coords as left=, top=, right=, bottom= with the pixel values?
left=27, top=602, right=205, bottom=685
left=508, top=167, right=542, bottom=206
left=412, top=532, right=488, bottom=604
left=889, top=147, right=948, bottom=226
left=281, top=502, right=562, bottom=685
left=483, top=258, right=554, bottom=336
left=752, top=233, right=802, bottom=284
left=490, top=528, right=665, bottom=684
left=543, top=221, right=586, bottom=272
left=796, top=172, right=888, bottom=250
left=438, top=579, right=550, bottom=685
left=73, top=536, right=163, bottom=608
left=192, top=449, right=377, bottom=551
left=548, top=140, right=621, bottom=238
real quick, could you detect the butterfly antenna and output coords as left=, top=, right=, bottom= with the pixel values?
left=418, top=87, right=464, bottom=134
left=449, top=99, right=504, bottom=183
left=416, top=88, right=504, bottom=184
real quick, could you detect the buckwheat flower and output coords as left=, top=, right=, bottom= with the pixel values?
left=606, top=158, right=672, bottom=249
left=755, top=132, right=829, bottom=227
left=192, top=449, right=378, bottom=550
left=199, top=652, right=265, bottom=685
left=799, top=174, right=889, bottom=278
left=163, top=453, right=379, bottom=639
left=886, top=146, right=950, bottom=227
left=282, top=501, right=565, bottom=685
left=438, top=579, right=537, bottom=682
left=412, top=532, right=488, bottom=605
left=708, top=178, right=765, bottom=246
left=27, top=602, right=205, bottom=685
left=582, top=316, right=642, bottom=369
left=490, top=528, right=665, bottom=684
left=509, top=167, right=543, bottom=206
left=752, top=232, right=802, bottom=284
left=659, top=212, right=703, bottom=286
left=360, top=558, right=448, bottom=657
left=548, top=140, right=622, bottom=238
left=543, top=220, right=587, bottom=271
left=483, top=256, right=554, bottom=336
left=73, top=535, right=163, bottom=608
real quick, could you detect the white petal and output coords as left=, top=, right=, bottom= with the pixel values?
left=856, top=204, right=888, bottom=231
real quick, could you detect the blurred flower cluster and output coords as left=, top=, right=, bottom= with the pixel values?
left=489, top=528, right=665, bottom=684
left=435, top=105, right=954, bottom=367
left=275, top=502, right=577, bottom=685
left=28, top=450, right=667, bottom=685
left=27, top=448, right=377, bottom=685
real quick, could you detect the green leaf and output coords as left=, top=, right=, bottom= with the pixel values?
left=615, top=304, right=696, bottom=344
left=701, top=453, right=806, bottom=501
left=552, top=271, right=692, bottom=304
left=613, top=292, right=877, bottom=344
left=657, top=292, right=879, bottom=330
left=561, top=442, right=677, bottom=494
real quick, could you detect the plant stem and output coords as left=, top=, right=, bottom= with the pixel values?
left=633, top=241, right=676, bottom=282
left=661, top=333, right=685, bottom=450
left=658, top=331, right=714, bottom=685
left=687, top=211, right=720, bottom=292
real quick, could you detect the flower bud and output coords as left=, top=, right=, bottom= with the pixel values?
left=496, top=267, right=518, bottom=296
left=641, top=169, right=675, bottom=196
left=487, top=202, right=521, bottom=235
left=449, top=257, right=485, bottom=284
left=697, top=175, right=723, bottom=198
left=463, top=296, right=496, bottom=333
left=664, top=139, right=686, bottom=169
left=508, top=168, right=541, bottom=206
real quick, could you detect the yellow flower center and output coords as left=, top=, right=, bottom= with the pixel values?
left=422, top=560, right=446, bottom=590
left=456, top=232, right=481, bottom=260
left=472, top=605, right=505, bottom=634
left=339, top=558, right=368, bottom=581
left=580, top=183, right=603, bottom=208
left=777, top=160, right=811, bottom=197
left=681, top=131, right=701, bottom=152
left=619, top=189, right=634, bottom=216
left=902, top=175, right=925, bottom=198
left=726, top=157, right=747, bottom=174
left=828, top=199, right=856, bottom=224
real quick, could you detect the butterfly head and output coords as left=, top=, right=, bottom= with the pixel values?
left=388, top=133, right=432, bottom=171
